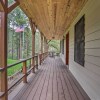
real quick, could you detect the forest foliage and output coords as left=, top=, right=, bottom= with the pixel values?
left=6, top=0, right=60, bottom=76
left=7, top=0, right=60, bottom=61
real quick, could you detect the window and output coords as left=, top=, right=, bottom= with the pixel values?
left=74, top=16, right=85, bottom=66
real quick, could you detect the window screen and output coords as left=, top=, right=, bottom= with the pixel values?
left=74, top=16, right=85, bottom=66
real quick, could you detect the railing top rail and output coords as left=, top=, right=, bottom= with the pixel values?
left=0, top=55, right=38, bottom=71
left=7, top=55, right=38, bottom=69
left=0, top=52, right=48, bottom=98
left=39, top=52, right=48, bottom=55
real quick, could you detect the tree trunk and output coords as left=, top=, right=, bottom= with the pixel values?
left=12, top=34, right=14, bottom=59
left=20, top=32, right=22, bottom=59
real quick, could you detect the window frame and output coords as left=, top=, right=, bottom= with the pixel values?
left=74, top=15, right=85, bottom=67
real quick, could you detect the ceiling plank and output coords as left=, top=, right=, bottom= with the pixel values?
left=16, top=0, right=88, bottom=40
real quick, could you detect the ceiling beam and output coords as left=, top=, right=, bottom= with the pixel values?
left=47, top=40, right=51, bottom=44
left=8, top=1, right=20, bottom=13
left=0, top=0, right=7, bottom=12
left=29, top=18, right=36, bottom=34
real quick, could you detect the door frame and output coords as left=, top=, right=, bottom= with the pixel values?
left=66, top=33, right=69, bottom=67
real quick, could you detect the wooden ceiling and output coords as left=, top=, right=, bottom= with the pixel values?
left=6, top=0, right=88, bottom=39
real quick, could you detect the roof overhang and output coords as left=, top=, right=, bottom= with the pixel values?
left=14, top=0, right=87, bottom=40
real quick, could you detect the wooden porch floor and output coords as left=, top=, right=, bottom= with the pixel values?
left=8, top=57, right=90, bottom=100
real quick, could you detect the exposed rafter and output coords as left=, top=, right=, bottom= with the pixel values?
left=8, top=1, right=20, bottom=13
left=0, top=0, right=6, bottom=12
left=47, top=40, right=51, bottom=44
left=29, top=18, right=36, bottom=34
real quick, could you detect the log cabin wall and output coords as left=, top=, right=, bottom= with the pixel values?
left=61, top=0, right=100, bottom=99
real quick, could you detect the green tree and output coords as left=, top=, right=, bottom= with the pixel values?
left=48, top=40, right=60, bottom=53
left=7, top=7, right=32, bottom=60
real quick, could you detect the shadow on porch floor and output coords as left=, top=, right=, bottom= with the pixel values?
left=8, top=57, right=90, bottom=100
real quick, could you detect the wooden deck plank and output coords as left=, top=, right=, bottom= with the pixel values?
left=46, top=60, right=53, bottom=100
left=9, top=65, right=45, bottom=100
left=68, top=71, right=91, bottom=100
left=19, top=66, right=45, bottom=100
left=65, top=69, right=85, bottom=100
left=40, top=59, right=51, bottom=100
left=8, top=70, right=42, bottom=100
left=57, top=62, right=72, bottom=100
left=26, top=65, right=47, bottom=100
left=56, top=60, right=66, bottom=100
left=32, top=63, right=50, bottom=100
left=56, top=59, right=79, bottom=100
left=52, top=59, right=59, bottom=100
left=8, top=57, right=90, bottom=100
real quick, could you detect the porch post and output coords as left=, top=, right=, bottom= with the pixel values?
left=0, top=0, right=8, bottom=100
left=43, top=37, right=45, bottom=53
left=43, top=36, right=45, bottom=53
left=29, top=18, right=36, bottom=73
left=46, top=39, right=48, bottom=52
left=47, top=43, right=49, bottom=52
left=22, top=60, right=27, bottom=83
left=41, top=33, right=43, bottom=54
left=44, top=37, right=48, bottom=52
left=32, top=24, right=35, bottom=73
left=45, top=39, right=48, bottom=52
left=39, top=33, right=43, bottom=65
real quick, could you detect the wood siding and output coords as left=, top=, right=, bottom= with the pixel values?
left=61, top=0, right=100, bottom=99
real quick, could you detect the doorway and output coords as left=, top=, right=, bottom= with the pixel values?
left=66, top=33, right=69, bottom=66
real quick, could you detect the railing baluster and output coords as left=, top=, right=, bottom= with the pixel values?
left=39, top=52, right=48, bottom=65
left=32, top=57, right=35, bottom=73
left=36, top=56, right=38, bottom=69
left=39, top=54, right=41, bottom=65
left=0, top=53, right=48, bottom=99
left=30, top=59, right=31, bottom=69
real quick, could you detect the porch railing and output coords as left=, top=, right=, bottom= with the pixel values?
left=39, top=52, right=48, bottom=65
left=0, top=52, right=48, bottom=98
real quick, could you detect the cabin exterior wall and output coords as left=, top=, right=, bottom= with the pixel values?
left=61, top=0, right=100, bottom=99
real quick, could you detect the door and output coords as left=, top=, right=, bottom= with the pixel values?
left=66, top=33, right=69, bottom=66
